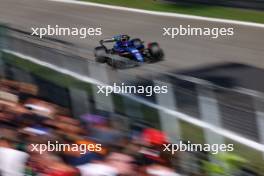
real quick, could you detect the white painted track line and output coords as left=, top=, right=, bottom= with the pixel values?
left=47, top=0, right=264, bottom=28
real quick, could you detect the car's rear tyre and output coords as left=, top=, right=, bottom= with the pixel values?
left=94, top=46, right=107, bottom=63
left=148, top=42, right=164, bottom=62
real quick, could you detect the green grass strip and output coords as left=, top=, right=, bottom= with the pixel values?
left=82, top=0, right=264, bottom=24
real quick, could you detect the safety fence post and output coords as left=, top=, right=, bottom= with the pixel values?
left=155, top=80, right=181, bottom=143
left=197, top=86, right=225, bottom=145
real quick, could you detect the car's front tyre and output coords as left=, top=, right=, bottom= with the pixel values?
left=94, top=46, right=107, bottom=63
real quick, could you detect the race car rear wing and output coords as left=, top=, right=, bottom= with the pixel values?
left=99, top=38, right=115, bottom=46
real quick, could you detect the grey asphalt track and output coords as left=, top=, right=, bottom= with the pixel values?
left=0, top=0, right=263, bottom=75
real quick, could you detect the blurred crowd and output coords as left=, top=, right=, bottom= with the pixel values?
left=0, top=79, right=185, bottom=176
left=0, top=78, right=257, bottom=176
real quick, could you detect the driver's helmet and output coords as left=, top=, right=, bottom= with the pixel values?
left=120, top=35, right=130, bottom=44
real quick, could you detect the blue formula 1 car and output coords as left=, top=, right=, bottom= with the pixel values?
left=94, top=35, right=164, bottom=68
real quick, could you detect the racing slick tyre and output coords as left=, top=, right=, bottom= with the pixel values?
left=148, top=42, right=164, bottom=62
left=94, top=46, right=107, bottom=63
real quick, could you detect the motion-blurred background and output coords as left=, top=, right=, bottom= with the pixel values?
left=0, top=0, right=263, bottom=175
